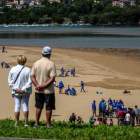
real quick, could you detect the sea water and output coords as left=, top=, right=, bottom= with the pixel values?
left=0, top=26, right=140, bottom=49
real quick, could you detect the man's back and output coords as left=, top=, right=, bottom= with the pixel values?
left=117, top=110, right=123, bottom=118
left=31, top=57, right=56, bottom=94
left=70, top=115, right=75, bottom=122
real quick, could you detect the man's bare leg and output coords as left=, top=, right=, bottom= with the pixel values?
left=15, top=112, right=20, bottom=124
left=46, top=110, right=52, bottom=126
left=36, top=108, right=42, bottom=124
left=23, top=111, right=29, bottom=124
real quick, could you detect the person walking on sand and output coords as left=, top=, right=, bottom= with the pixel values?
left=30, top=46, right=56, bottom=128
left=80, top=81, right=85, bottom=92
left=8, top=55, right=32, bottom=127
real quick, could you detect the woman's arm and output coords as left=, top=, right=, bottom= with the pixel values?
left=8, top=69, right=15, bottom=90
left=21, top=70, right=32, bottom=92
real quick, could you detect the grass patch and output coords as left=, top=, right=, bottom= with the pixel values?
left=0, top=119, right=140, bottom=140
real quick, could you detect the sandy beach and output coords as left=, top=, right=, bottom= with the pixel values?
left=1, top=46, right=140, bottom=125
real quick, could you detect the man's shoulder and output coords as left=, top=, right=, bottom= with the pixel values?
left=33, top=59, right=42, bottom=65
left=33, top=58, right=55, bottom=65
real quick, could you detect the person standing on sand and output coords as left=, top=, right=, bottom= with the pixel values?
left=70, top=68, right=73, bottom=77
left=73, top=68, right=75, bottom=76
left=117, top=108, right=124, bottom=125
left=2, top=46, right=7, bottom=53
left=1, top=61, right=4, bottom=68
left=135, top=105, right=139, bottom=125
left=80, top=81, right=85, bottom=92
left=61, top=67, right=64, bottom=74
left=3, top=46, right=5, bottom=52
left=92, top=100, right=96, bottom=117
left=108, top=98, right=112, bottom=109
left=8, top=55, right=32, bottom=127
left=99, top=101, right=102, bottom=117
left=59, top=81, right=64, bottom=93
left=30, top=46, right=56, bottom=128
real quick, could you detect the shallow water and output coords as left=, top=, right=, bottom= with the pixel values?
left=0, top=26, right=140, bottom=48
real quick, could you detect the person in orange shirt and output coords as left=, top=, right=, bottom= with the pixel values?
left=117, top=108, right=124, bottom=125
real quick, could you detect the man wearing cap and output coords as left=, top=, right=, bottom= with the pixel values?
left=30, top=46, right=56, bottom=128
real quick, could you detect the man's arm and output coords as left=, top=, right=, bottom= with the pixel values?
left=39, top=77, right=55, bottom=90
left=30, top=75, right=39, bottom=89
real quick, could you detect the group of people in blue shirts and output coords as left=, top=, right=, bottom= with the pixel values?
left=92, top=98, right=125, bottom=118
left=65, top=86, right=76, bottom=96
left=58, top=80, right=86, bottom=95
left=58, top=81, right=76, bottom=95
left=60, top=67, right=74, bottom=77
left=58, top=68, right=85, bottom=96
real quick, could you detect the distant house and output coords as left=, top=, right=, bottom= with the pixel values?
left=77, top=20, right=84, bottom=25
left=13, top=0, right=29, bottom=4
left=16, top=4, right=23, bottom=9
left=35, top=0, right=41, bottom=5
left=20, top=0, right=29, bottom=4
left=112, top=0, right=138, bottom=7
left=5, top=2, right=17, bottom=8
left=29, top=0, right=42, bottom=6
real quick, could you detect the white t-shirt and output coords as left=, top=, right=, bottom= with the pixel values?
left=125, top=113, right=130, bottom=121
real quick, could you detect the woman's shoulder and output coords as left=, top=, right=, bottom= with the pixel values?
left=24, top=66, right=31, bottom=71
left=10, top=65, right=18, bottom=71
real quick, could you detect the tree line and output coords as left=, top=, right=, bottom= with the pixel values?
left=0, top=0, right=140, bottom=25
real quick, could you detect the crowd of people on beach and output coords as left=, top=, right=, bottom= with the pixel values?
left=92, top=98, right=140, bottom=126
left=69, top=98, right=140, bottom=126
left=4, top=45, right=140, bottom=128
left=56, top=67, right=76, bottom=77
left=91, top=98, right=140, bottom=126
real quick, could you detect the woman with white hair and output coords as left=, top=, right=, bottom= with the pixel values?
left=8, top=55, right=32, bottom=126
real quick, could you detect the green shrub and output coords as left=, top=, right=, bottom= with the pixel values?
left=0, top=119, right=140, bottom=140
